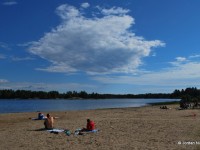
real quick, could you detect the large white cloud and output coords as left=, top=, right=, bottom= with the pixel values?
left=28, top=3, right=165, bottom=74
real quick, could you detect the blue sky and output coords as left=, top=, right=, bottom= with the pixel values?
left=1, top=0, right=200, bottom=94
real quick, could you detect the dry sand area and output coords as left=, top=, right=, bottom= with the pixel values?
left=1, top=105, right=200, bottom=150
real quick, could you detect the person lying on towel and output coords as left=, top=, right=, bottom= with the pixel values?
left=44, top=113, right=54, bottom=129
left=38, top=112, right=46, bottom=120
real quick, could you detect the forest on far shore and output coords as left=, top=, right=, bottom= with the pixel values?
left=0, top=87, right=200, bottom=100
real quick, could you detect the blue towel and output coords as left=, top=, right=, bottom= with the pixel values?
left=31, top=118, right=46, bottom=120
left=87, top=129, right=99, bottom=133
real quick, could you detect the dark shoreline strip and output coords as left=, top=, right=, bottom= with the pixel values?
left=149, top=101, right=179, bottom=106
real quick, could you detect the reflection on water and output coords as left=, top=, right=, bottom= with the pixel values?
left=0, top=99, right=179, bottom=113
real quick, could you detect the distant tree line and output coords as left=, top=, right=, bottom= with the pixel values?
left=171, top=87, right=200, bottom=109
left=0, top=87, right=200, bottom=100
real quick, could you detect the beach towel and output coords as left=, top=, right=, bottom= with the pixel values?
left=87, top=129, right=99, bottom=133
left=31, top=116, right=59, bottom=120
left=31, top=118, right=46, bottom=120
left=74, top=129, right=99, bottom=135
left=47, top=129, right=65, bottom=133
left=64, top=129, right=71, bottom=136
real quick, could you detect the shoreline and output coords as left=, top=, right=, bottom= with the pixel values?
left=1, top=104, right=200, bottom=149
left=0, top=105, right=148, bottom=114
left=149, top=100, right=180, bottom=106
left=0, top=99, right=180, bottom=114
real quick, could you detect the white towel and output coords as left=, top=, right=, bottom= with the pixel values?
left=47, top=129, right=64, bottom=132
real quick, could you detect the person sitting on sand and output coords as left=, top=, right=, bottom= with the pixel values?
left=81, top=119, right=95, bottom=132
left=38, top=112, right=45, bottom=120
left=44, top=113, right=54, bottom=129
left=160, top=106, right=168, bottom=109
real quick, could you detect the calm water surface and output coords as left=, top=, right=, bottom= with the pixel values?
left=0, top=99, right=179, bottom=113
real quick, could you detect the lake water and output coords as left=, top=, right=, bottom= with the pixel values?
left=0, top=99, right=179, bottom=114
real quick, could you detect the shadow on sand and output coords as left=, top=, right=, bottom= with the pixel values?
left=27, top=128, right=47, bottom=132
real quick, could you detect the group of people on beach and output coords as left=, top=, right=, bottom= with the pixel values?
left=37, top=113, right=95, bottom=132
left=160, top=106, right=168, bottom=109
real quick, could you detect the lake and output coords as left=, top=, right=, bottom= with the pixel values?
left=0, top=98, right=179, bottom=114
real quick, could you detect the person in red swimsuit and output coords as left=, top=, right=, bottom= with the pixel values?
left=86, top=119, right=95, bottom=131
left=81, top=119, right=95, bottom=131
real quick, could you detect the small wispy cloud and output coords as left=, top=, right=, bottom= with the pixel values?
left=169, top=56, right=187, bottom=66
left=92, top=53, right=200, bottom=92
left=189, top=54, right=200, bottom=59
left=152, top=53, right=156, bottom=57
left=11, top=56, right=35, bottom=61
left=93, top=62, right=200, bottom=86
left=170, top=54, right=200, bottom=66
left=0, top=81, right=97, bottom=93
left=100, top=6, right=130, bottom=16
left=0, top=42, right=10, bottom=50
left=175, top=57, right=187, bottom=62
left=0, top=54, right=6, bottom=59
left=81, top=2, right=90, bottom=8
left=0, top=79, right=9, bottom=83
left=2, top=1, right=18, bottom=6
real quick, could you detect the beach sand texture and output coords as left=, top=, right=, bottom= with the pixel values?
left=0, top=105, right=200, bottom=150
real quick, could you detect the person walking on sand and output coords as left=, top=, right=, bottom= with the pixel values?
left=44, top=113, right=54, bottom=129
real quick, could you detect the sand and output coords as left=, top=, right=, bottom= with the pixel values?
left=1, top=105, right=200, bottom=150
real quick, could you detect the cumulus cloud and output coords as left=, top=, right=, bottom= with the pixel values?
left=28, top=3, right=165, bottom=74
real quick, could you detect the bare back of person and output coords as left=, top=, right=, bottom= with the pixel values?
left=44, top=114, right=54, bottom=129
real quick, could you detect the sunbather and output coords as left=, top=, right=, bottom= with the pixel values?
left=44, top=113, right=54, bottom=129
left=30, top=112, right=46, bottom=120
left=160, top=106, right=168, bottom=109
left=81, top=119, right=95, bottom=132
left=38, top=112, right=46, bottom=120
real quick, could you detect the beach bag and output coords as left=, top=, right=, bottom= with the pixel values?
left=64, top=129, right=71, bottom=136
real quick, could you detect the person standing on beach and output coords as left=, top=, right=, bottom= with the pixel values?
left=44, top=113, right=54, bottom=129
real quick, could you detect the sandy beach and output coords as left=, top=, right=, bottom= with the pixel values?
left=1, top=105, right=200, bottom=150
